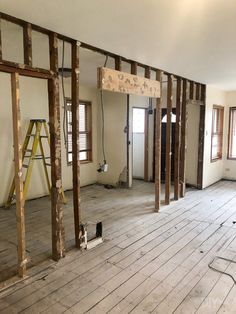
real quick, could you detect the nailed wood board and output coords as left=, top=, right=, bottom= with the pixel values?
left=97, top=67, right=160, bottom=98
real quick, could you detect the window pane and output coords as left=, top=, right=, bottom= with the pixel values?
left=133, top=108, right=145, bottom=133
left=80, top=152, right=87, bottom=161
left=211, top=106, right=223, bottom=161
left=79, top=104, right=86, bottom=132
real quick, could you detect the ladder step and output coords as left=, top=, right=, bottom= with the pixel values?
left=45, top=163, right=51, bottom=166
left=25, top=149, right=32, bottom=152
left=40, top=136, right=48, bottom=138
left=22, top=164, right=28, bottom=168
left=26, top=134, right=36, bottom=137
left=33, top=156, right=50, bottom=160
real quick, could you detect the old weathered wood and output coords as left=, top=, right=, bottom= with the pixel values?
left=23, top=23, right=32, bottom=66
left=174, top=78, right=182, bottom=200
left=131, top=62, right=137, bottom=75
left=0, top=61, right=54, bottom=79
left=145, top=66, right=151, bottom=79
left=98, top=67, right=160, bottom=98
left=48, top=32, right=65, bottom=260
left=196, top=83, right=200, bottom=100
left=180, top=79, right=187, bottom=197
left=0, top=14, right=2, bottom=60
left=11, top=72, right=27, bottom=278
left=165, top=75, right=173, bottom=205
left=71, top=40, right=81, bottom=248
left=115, top=56, right=122, bottom=71
left=144, top=109, right=149, bottom=181
left=197, top=85, right=206, bottom=189
left=189, top=81, right=194, bottom=99
left=155, top=70, right=162, bottom=212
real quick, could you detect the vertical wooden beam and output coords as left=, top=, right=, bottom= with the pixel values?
left=71, top=40, right=81, bottom=248
left=23, top=22, right=32, bottom=66
left=0, top=14, right=2, bottom=60
left=126, top=94, right=130, bottom=187
left=11, top=72, right=26, bottom=277
left=197, top=84, right=206, bottom=189
left=131, top=61, right=137, bottom=75
left=174, top=77, right=182, bottom=200
left=115, top=56, right=122, bottom=71
left=144, top=109, right=149, bottom=181
left=155, top=70, right=162, bottom=212
left=180, top=79, right=187, bottom=197
left=48, top=32, right=65, bottom=260
left=145, top=66, right=151, bottom=79
left=196, top=83, right=200, bottom=101
left=189, top=81, right=194, bottom=100
left=165, top=74, right=172, bottom=205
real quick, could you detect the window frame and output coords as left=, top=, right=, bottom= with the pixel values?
left=66, top=98, right=92, bottom=165
left=228, top=106, right=236, bottom=160
left=211, top=105, right=224, bottom=162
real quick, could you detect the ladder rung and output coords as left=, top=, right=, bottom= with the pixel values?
left=25, top=149, right=32, bottom=152
left=22, top=164, right=28, bottom=168
left=45, top=163, right=51, bottom=166
left=26, top=134, right=36, bottom=137
left=40, top=136, right=48, bottom=138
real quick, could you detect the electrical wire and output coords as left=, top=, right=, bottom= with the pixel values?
left=61, top=40, right=67, bottom=148
left=208, top=256, right=236, bottom=284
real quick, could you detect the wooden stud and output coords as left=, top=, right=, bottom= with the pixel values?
left=0, top=14, right=2, bottom=60
left=131, top=61, right=137, bottom=75
left=145, top=66, right=151, bottom=79
left=144, top=109, right=149, bottom=181
left=23, top=22, right=32, bottom=66
left=71, top=40, right=81, bottom=248
left=11, top=72, right=27, bottom=277
left=115, top=56, right=122, bottom=71
left=165, top=74, right=173, bottom=205
left=197, top=84, right=206, bottom=189
left=126, top=94, right=130, bottom=187
left=155, top=70, right=162, bottom=212
left=189, top=81, right=194, bottom=99
left=196, top=83, right=200, bottom=100
left=48, top=32, right=65, bottom=260
left=174, top=78, right=182, bottom=200
left=180, top=79, right=187, bottom=197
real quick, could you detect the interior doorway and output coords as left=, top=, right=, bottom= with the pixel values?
left=132, top=107, right=148, bottom=180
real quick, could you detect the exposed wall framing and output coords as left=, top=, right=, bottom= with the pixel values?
left=0, top=10, right=206, bottom=281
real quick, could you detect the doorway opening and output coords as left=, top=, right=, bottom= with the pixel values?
left=132, top=107, right=148, bottom=181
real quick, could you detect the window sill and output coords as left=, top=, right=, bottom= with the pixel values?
left=67, top=160, right=93, bottom=166
left=211, top=158, right=222, bottom=163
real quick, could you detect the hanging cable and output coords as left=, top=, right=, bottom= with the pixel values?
left=97, top=55, right=109, bottom=172
left=61, top=40, right=67, bottom=148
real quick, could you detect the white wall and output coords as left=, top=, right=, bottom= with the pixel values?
left=202, top=85, right=227, bottom=188
left=186, top=102, right=200, bottom=186
left=0, top=73, right=99, bottom=206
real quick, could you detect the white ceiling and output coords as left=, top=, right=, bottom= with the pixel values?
left=1, top=0, right=236, bottom=90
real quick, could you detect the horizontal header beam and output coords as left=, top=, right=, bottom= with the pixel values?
left=98, top=67, right=160, bottom=98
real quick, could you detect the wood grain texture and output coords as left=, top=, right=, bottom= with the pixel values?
left=165, top=75, right=173, bottom=205
left=48, top=32, right=65, bottom=261
left=0, top=14, right=2, bottom=60
left=180, top=79, right=187, bottom=198
left=155, top=70, right=162, bottom=212
left=23, top=23, right=32, bottom=66
left=174, top=78, right=182, bottom=200
left=71, top=40, right=81, bottom=248
left=11, top=72, right=26, bottom=278
left=98, top=67, right=160, bottom=98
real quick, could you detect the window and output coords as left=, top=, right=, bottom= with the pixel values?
left=211, top=105, right=224, bottom=161
left=228, top=107, right=236, bottom=159
left=133, top=108, right=145, bottom=133
left=66, top=100, right=92, bottom=164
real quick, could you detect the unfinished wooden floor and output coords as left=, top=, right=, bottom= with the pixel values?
left=1, top=180, right=236, bottom=313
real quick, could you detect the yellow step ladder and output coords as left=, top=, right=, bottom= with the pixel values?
left=6, top=119, right=66, bottom=207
